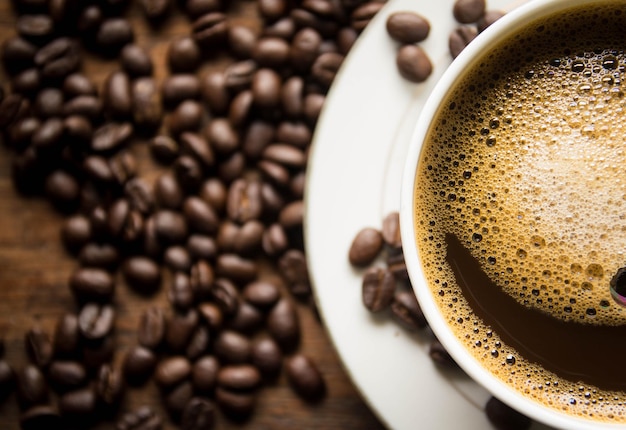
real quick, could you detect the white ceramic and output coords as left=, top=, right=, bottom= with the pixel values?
left=399, top=0, right=626, bottom=429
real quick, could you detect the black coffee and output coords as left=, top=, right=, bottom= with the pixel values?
left=414, top=1, right=626, bottom=422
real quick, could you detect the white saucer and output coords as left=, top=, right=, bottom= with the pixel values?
left=304, top=0, right=553, bottom=428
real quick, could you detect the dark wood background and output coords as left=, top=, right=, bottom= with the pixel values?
left=0, top=1, right=386, bottom=428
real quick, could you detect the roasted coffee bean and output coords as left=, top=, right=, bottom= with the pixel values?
left=32, top=117, right=64, bottom=150
left=132, top=77, right=162, bottom=131
left=52, top=313, right=80, bottom=358
left=386, top=11, right=430, bottom=44
left=260, top=181, right=285, bottom=215
left=34, top=37, right=80, bottom=81
left=185, top=325, right=210, bottom=360
left=167, top=36, right=201, bottom=73
left=96, top=363, right=123, bottom=405
left=183, top=196, right=219, bottom=234
left=453, top=0, right=486, bottom=23
left=349, top=227, right=383, bottom=266
left=278, top=249, right=311, bottom=298
left=476, top=10, right=506, bottom=33
left=279, top=202, right=304, bottom=230
left=69, top=267, right=115, bottom=302
left=191, top=355, right=219, bottom=393
left=290, top=28, right=321, bottom=72
left=187, top=234, right=218, bottom=261
left=125, top=178, right=154, bottom=215
left=311, top=52, right=343, bottom=87
left=34, top=88, right=63, bottom=117
left=58, top=387, right=96, bottom=417
left=175, top=155, right=204, bottom=190
left=78, top=303, right=115, bottom=340
left=198, top=303, right=223, bottom=331
left=116, top=405, right=163, bottom=430
left=221, top=154, right=245, bottom=184
left=110, top=150, right=137, bottom=185
left=44, top=170, right=80, bottom=210
left=276, top=121, right=311, bottom=148
left=259, top=161, right=289, bottom=189
left=181, top=397, right=215, bottom=430
left=151, top=135, right=180, bottom=164
left=168, top=272, right=195, bottom=310
left=228, top=89, right=254, bottom=128
left=63, top=95, right=103, bottom=120
left=337, top=27, right=358, bottom=55
left=396, top=44, right=432, bottom=83
left=252, top=68, right=282, bottom=108
left=205, top=117, right=239, bottom=154
left=286, top=354, right=325, bottom=402
left=154, top=209, right=189, bottom=244
left=382, top=211, right=402, bottom=248
left=140, top=0, right=172, bottom=21
left=154, top=356, right=192, bottom=389
left=267, top=298, right=299, bottom=351
left=217, top=364, right=260, bottom=391
left=143, top=216, right=162, bottom=258
left=168, top=100, right=203, bottom=136
left=291, top=171, right=306, bottom=199
left=228, top=24, right=257, bottom=59
left=215, top=254, right=258, bottom=284
left=361, top=267, right=395, bottom=313
left=61, top=216, right=91, bottom=254
left=123, top=257, right=162, bottom=294
left=263, top=16, right=295, bottom=39
left=83, top=156, right=115, bottom=184
left=449, top=25, right=478, bottom=58
left=77, top=5, right=103, bottom=35
left=108, top=199, right=144, bottom=242
left=47, top=361, right=87, bottom=392
left=390, top=290, right=427, bottom=330
left=211, top=278, right=240, bottom=315
left=485, top=396, right=532, bottom=430
left=162, top=74, right=201, bottom=107
left=253, top=37, right=290, bottom=68
left=0, top=94, right=29, bottom=128
left=215, top=387, right=255, bottom=418
left=291, top=8, right=337, bottom=38
left=123, top=345, right=157, bottom=385
left=8, top=116, right=40, bottom=150
left=227, top=179, right=262, bottom=223
left=227, top=301, right=263, bottom=334
left=428, top=338, right=459, bottom=368
left=190, top=259, right=214, bottom=299
left=281, top=76, right=304, bottom=118
left=180, top=132, right=215, bottom=168
left=387, top=249, right=409, bottom=282
left=96, top=18, right=135, bottom=55
left=25, top=325, right=53, bottom=369
left=191, top=12, right=228, bottom=49
left=104, top=71, right=132, bottom=119
left=17, top=14, right=54, bottom=45
left=232, top=220, right=263, bottom=255
left=155, top=172, right=184, bottom=209
left=214, top=330, right=251, bottom=364
left=0, top=360, right=14, bottom=399
left=242, top=120, right=274, bottom=159
left=164, top=246, right=192, bottom=272
left=251, top=337, right=282, bottom=376
left=2, top=36, right=37, bottom=74
left=258, top=0, right=287, bottom=21
left=138, top=306, right=165, bottom=350
left=200, top=70, right=230, bottom=115
left=351, top=2, right=384, bottom=32
left=198, top=179, right=226, bottom=214
left=91, top=122, right=133, bottom=153
left=185, top=0, right=221, bottom=18
left=223, top=60, right=256, bottom=93
left=262, top=223, right=288, bottom=256
left=17, top=364, right=49, bottom=409
left=165, top=381, right=194, bottom=417
left=165, top=310, right=199, bottom=352
left=20, top=405, right=62, bottom=430
left=63, top=73, right=96, bottom=97
left=217, top=221, right=239, bottom=253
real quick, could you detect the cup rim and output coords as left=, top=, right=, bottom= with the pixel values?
left=399, top=0, right=626, bottom=428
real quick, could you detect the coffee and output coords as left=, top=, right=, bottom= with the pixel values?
left=413, top=1, right=626, bottom=422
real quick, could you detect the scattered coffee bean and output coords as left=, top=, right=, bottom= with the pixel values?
left=267, top=298, right=299, bottom=351
left=251, top=337, right=282, bottom=377
left=16, top=364, right=49, bottom=409
left=390, top=290, right=428, bottom=331
left=476, top=10, right=506, bottom=33
left=168, top=36, right=201, bottom=72
left=396, top=44, right=432, bottom=83
left=215, top=387, right=255, bottom=419
left=121, top=44, right=154, bottom=77
left=386, top=12, right=430, bottom=44
left=123, top=256, right=162, bottom=294
left=286, top=354, right=325, bottom=402
left=69, top=267, right=115, bottom=303
left=25, top=325, right=53, bottom=369
left=123, top=345, right=157, bottom=385
left=192, top=355, right=219, bottom=393
left=449, top=25, right=478, bottom=58
left=453, top=0, right=487, bottom=24
left=116, top=405, right=163, bottom=430
left=349, top=227, right=383, bottom=267
left=362, top=267, right=396, bottom=313
left=381, top=211, right=402, bottom=248
left=138, top=306, right=166, bottom=350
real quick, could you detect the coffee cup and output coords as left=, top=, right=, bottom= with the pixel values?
left=400, top=0, right=626, bottom=428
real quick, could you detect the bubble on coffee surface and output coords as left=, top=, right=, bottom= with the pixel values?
left=414, top=1, right=626, bottom=422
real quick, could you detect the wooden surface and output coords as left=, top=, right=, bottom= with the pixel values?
left=0, top=1, right=386, bottom=429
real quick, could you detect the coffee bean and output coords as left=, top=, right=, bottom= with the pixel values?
left=77, top=5, right=103, bottom=36
left=386, top=12, right=430, bottom=44
left=138, top=306, right=166, bottom=350
left=25, top=325, right=53, bottom=369
left=154, top=173, right=183, bottom=210
left=123, top=345, right=157, bottom=385
left=476, top=10, right=505, bottom=33
left=228, top=301, right=264, bottom=334
left=63, top=73, right=96, bottom=98
left=154, top=209, right=189, bottom=244
left=78, top=302, right=115, bottom=340
left=390, top=290, right=427, bottom=330
left=387, top=249, right=409, bottom=282
left=252, top=37, right=290, bottom=68
left=96, top=363, right=124, bottom=405
left=311, top=52, right=343, bottom=87
left=214, top=330, right=251, bottom=364
left=151, top=135, right=180, bottom=164
left=192, top=355, right=219, bottom=393
left=183, top=196, right=220, bottom=235
left=110, top=150, right=138, bottom=185
left=280, top=76, right=304, bottom=118
left=0, top=93, right=29, bottom=129
left=123, top=256, right=162, bottom=294
left=165, top=310, right=199, bottom=352
left=168, top=36, right=201, bottom=73
left=174, top=155, right=204, bottom=190
left=216, top=253, right=258, bottom=284
left=34, top=37, right=80, bottom=81
left=58, top=387, right=96, bottom=417
left=2, top=36, right=37, bottom=74
left=382, top=211, right=402, bottom=248
left=349, top=227, right=383, bottom=266
left=242, top=120, right=274, bottom=159
left=140, top=0, right=172, bottom=21
left=263, top=15, right=295, bottom=38
left=104, top=71, right=132, bottom=119
left=260, top=181, right=285, bottom=215
left=69, top=267, right=115, bottom=302
left=361, top=267, right=395, bottom=312
left=336, top=27, right=358, bottom=55
left=276, top=121, right=311, bottom=148
left=267, top=298, right=299, bottom=351
left=125, top=178, right=155, bottom=215
left=154, top=356, right=192, bottom=389
left=34, top=88, right=64, bottom=117
left=211, top=278, right=240, bottom=316
left=228, top=89, right=254, bottom=128
left=252, top=68, right=282, bottom=108
left=428, top=338, right=459, bottom=368
left=61, top=216, right=91, bottom=255
left=449, top=25, right=478, bottom=58
left=262, top=223, right=288, bottom=256
left=17, top=364, right=49, bottom=409
left=47, top=361, right=87, bottom=392
left=396, top=44, right=432, bottom=83
left=217, top=364, right=260, bottom=391
left=196, top=302, right=222, bottom=330
left=180, top=132, right=215, bottom=168
left=286, top=354, right=325, bottom=402
left=19, top=405, right=62, bottom=430
left=12, top=68, right=40, bottom=96
left=351, top=2, right=384, bottom=32
left=185, top=0, right=221, bottom=18
left=164, top=246, right=192, bottom=272
left=45, top=170, right=80, bottom=211
left=187, top=234, right=218, bottom=261
left=228, top=24, right=257, bottom=59
left=181, top=397, right=216, bottom=430
left=227, top=179, right=262, bottom=223
left=200, top=70, right=230, bottom=115
left=258, top=0, right=287, bottom=21
left=63, top=95, right=103, bottom=120
left=185, top=325, right=210, bottom=360
left=116, top=405, right=163, bottom=430
left=17, top=14, right=54, bottom=45
left=278, top=249, right=311, bottom=298
left=162, top=74, right=201, bottom=107
left=291, top=29, right=322, bottom=75
left=189, top=259, right=214, bottom=300
left=132, top=77, right=162, bottom=131
left=251, top=337, right=282, bottom=377
left=168, top=272, right=195, bottom=310
left=191, top=12, right=228, bottom=48
left=453, top=0, right=486, bottom=24
left=215, top=387, right=255, bottom=418
left=96, top=18, right=135, bottom=55
left=485, top=396, right=532, bottom=430
left=32, top=117, right=64, bottom=150
left=91, top=122, right=133, bottom=153
left=52, top=313, right=80, bottom=358
left=165, top=381, right=194, bottom=417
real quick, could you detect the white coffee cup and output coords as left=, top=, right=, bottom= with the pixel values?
left=400, top=0, right=626, bottom=428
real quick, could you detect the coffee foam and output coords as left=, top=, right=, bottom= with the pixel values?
left=414, top=1, right=626, bottom=421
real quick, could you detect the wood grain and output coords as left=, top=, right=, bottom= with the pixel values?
left=0, top=1, right=386, bottom=428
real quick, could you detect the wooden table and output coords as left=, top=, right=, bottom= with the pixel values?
left=0, top=1, right=386, bottom=428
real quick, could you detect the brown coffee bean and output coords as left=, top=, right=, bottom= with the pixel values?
left=116, top=405, right=163, bottom=430
left=155, top=172, right=184, bottom=209
left=58, top=387, right=96, bottom=417
left=453, top=0, right=486, bottom=24
left=19, top=405, right=62, bottom=430
left=96, top=363, right=123, bottom=405
left=382, top=211, right=402, bottom=248
left=140, top=0, right=172, bottom=21
left=216, top=253, right=258, bottom=284
left=390, top=290, right=427, bottom=330
left=227, top=179, right=262, bottom=223
left=125, top=178, right=155, bottom=215
left=2, top=36, right=37, bottom=74
left=0, top=93, right=29, bottom=129
left=263, top=143, right=306, bottom=168
left=192, top=355, right=219, bottom=393
left=351, top=2, right=384, bottom=32
left=181, top=397, right=215, bottom=430
left=215, top=387, right=255, bottom=418
left=34, top=88, right=63, bottom=117
left=77, top=5, right=103, bottom=35
left=187, top=234, right=218, bottom=261
left=192, top=12, right=228, bottom=48
left=183, top=196, right=219, bottom=234
left=242, top=120, right=274, bottom=160
left=78, top=302, right=115, bottom=340
left=132, top=77, right=162, bottom=131
left=290, top=28, right=321, bottom=72
left=32, top=117, right=64, bottom=150
left=200, top=70, right=230, bottom=115
left=217, top=364, right=260, bottom=391
left=428, top=338, right=458, bottom=368
left=162, top=74, right=201, bottom=107
left=281, top=76, right=304, bottom=118
left=123, top=257, right=162, bottom=294
left=121, top=44, right=153, bottom=77
left=96, top=18, right=134, bottom=55
left=276, top=121, right=311, bottom=148
left=258, top=0, right=287, bottom=21
left=165, top=310, right=199, bottom=352
left=349, top=227, right=383, bottom=266
left=252, top=68, right=282, bottom=108
left=17, top=14, right=54, bottom=44
left=262, top=223, right=288, bottom=256
left=205, top=117, right=239, bottom=154
left=123, top=345, right=157, bottom=385
left=12, top=68, right=41, bottom=96
left=151, top=135, right=180, bottom=164
left=52, top=313, right=80, bottom=358
left=311, top=52, right=343, bottom=87
left=190, top=259, right=215, bottom=299
left=167, top=381, right=194, bottom=417
left=185, top=0, right=221, bottom=18
left=25, top=325, right=53, bottom=369
left=104, top=71, right=132, bottom=119
left=186, top=325, right=210, bottom=360
left=138, top=306, right=165, bottom=350
left=168, top=100, right=203, bottom=136
left=229, top=89, right=254, bottom=128
left=17, top=364, right=48, bottom=409
left=485, top=396, right=532, bottom=430
left=449, top=26, right=478, bottom=58
left=211, top=278, right=240, bottom=316
left=387, top=249, right=409, bottom=282
left=476, top=10, right=506, bottom=33
left=286, top=354, right=325, bottom=402
left=252, top=37, right=290, bottom=68
left=175, top=155, right=204, bottom=190
left=154, top=209, right=189, bottom=244
left=168, top=272, right=195, bottom=310
left=251, top=337, right=282, bottom=376
left=267, top=298, right=299, bottom=351
left=91, top=122, right=133, bottom=153
left=227, top=302, right=264, bottom=334
left=362, top=267, right=395, bottom=312
left=278, top=249, right=311, bottom=298
left=63, top=95, right=102, bottom=120
left=154, top=356, right=191, bottom=389
left=69, top=267, right=115, bottom=303
left=63, top=73, right=96, bottom=97
left=47, top=361, right=87, bottom=392
left=396, top=44, right=432, bottom=83
left=214, top=331, right=251, bottom=364
left=45, top=170, right=80, bottom=211
left=228, top=24, right=257, bottom=59
left=386, top=12, right=430, bottom=44
left=167, top=36, right=201, bottom=73
left=164, top=246, right=192, bottom=272
left=260, top=182, right=285, bottom=215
